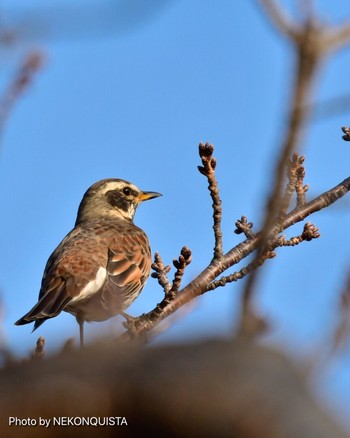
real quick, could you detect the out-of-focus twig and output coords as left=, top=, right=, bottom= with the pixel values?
left=280, top=153, right=308, bottom=215
left=256, top=0, right=299, bottom=39
left=241, top=1, right=350, bottom=336
left=0, top=50, right=44, bottom=144
left=31, top=336, right=45, bottom=360
left=0, top=297, right=12, bottom=367
left=1, top=340, right=348, bottom=438
left=329, top=273, right=350, bottom=357
left=60, top=337, right=75, bottom=354
left=305, top=270, right=350, bottom=375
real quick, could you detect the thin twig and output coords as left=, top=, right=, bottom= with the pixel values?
left=280, top=153, right=305, bottom=214
left=198, top=143, right=223, bottom=260
left=257, top=0, right=299, bottom=39
left=207, top=251, right=274, bottom=292
left=169, top=247, right=192, bottom=296
left=209, top=222, right=319, bottom=292
left=242, top=16, right=321, bottom=315
left=31, top=336, right=45, bottom=360
left=151, top=253, right=172, bottom=295
left=234, top=216, right=255, bottom=239
left=123, top=248, right=192, bottom=334
left=328, top=272, right=350, bottom=358
left=0, top=51, right=44, bottom=142
left=305, top=270, right=350, bottom=374
left=323, top=22, right=350, bottom=52
left=295, top=159, right=308, bottom=207
left=277, top=222, right=319, bottom=247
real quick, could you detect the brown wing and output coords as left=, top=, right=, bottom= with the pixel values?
left=15, top=226, right=108, bottom=330
left=102, top=227, right=151, bottom=312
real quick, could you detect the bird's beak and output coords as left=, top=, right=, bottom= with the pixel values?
left=138, top=191, right=162, bottom=202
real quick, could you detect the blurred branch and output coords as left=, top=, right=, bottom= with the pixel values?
left=309, top=271, right=350, bottom=373
left=241, top=1, right=350, bottom=336
left=0, top=298, right=10, bottom=367
left=329, top=272, right=350, bottom=357
left=323, top=22, right=350, bottom=52
left=31, top=336, right=45, bottom=360
left=0, top=50, right=44, bottom=143
left=256, top=0, right=299, bottom=39
left=0, top=340, right=348, bottom=438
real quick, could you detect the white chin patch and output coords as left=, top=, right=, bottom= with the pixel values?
left=71, top=267, right=107, bottom=302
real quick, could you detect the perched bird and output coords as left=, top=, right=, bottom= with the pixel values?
left=15, top=178, right=161, bottom=346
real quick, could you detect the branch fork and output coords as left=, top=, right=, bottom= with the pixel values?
left=120, top=142, right=348, bottom=342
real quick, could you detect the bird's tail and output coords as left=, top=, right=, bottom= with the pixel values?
left=15, top=310, right=47, bottom=332
left=15, top=284, right=72, bottom=331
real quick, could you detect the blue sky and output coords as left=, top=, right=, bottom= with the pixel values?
left=1, top=0, right=350, bottom=429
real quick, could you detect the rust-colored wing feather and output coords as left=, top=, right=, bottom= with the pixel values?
left=102, top=227, right=151, bottom=312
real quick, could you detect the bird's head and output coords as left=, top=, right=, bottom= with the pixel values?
left=75, top=178, right=161, bottom=224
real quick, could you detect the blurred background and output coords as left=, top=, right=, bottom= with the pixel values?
left=1, top=0, right=350, bottom=430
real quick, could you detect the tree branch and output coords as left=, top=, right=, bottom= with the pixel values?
left=198, top=143, right=223, bottom=260
left=257, top=0, right=299, bottom=40
left=0, top=51, right=44, bottom=145
left=242, top=3, right=350, bottom=334
left=121, top=166, right=350, bottom=341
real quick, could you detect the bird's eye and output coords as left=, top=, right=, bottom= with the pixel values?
left=122, top=187, right=132, bottom=196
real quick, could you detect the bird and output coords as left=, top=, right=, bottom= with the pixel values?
left=15, top=178, right=161, bottom=347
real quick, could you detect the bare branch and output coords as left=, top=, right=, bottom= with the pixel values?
left=330, top=273, right=350, bottom=356
left=0, top=51, right=44, bottom=141
left=240, top=2, right=350, bottom=333
left=151, top=252, right=172, bottom=295
left=323, top=23, right=350, bottom=52
left=257, top=0, right=299, bottom=40
left=122, top=174, right=350, bottom=341
left=306, top=270, right=350, bottom=374
left=207, top=250, right=273, bottom=292
left=280, top=153, right=307, bottom=215
left=211, top=221, right=319, bottom=292
left=1, top=340, right=348, bottom=438
left=198, top=143, right=223, bottom=260
left=169, top=246, right=192, bottom=296
left=277, top=222, right=319, bottom=247
left=151, top=248, right=192, bottom=299
left=234, top=216, right=255, bottom=239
